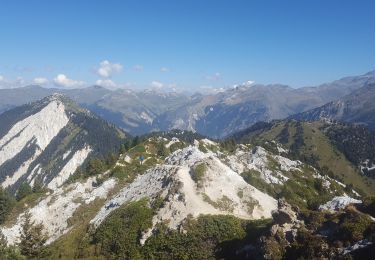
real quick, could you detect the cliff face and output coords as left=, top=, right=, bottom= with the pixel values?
left=0, top=94, right=125, bottom=193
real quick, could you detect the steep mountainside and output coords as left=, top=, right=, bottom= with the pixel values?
left=291, top=83, right=375, bottom=130
left=0, top=85, right=112, bottom=115
left=0, top=85, right=54, bottom=114
left=0, top=131, right=373, bottom=259
left=296, top=70, right=375, bottom=101
left=85, top=88, right=191, bottom=135
left=0, top=94, right=126, bottom=193
left=0, top=70, right=374, bottom=137
left=232, top=120, right=375, bottom=195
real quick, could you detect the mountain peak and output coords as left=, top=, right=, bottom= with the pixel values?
left=50, top=92, right=65, bottom=100
left=39, top=93, right=73, bottom=107
left=0, top=95, right=126, bottom=193
left=364, top=70, right=375, bottom=77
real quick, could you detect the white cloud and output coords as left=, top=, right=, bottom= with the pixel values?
left=33, top=77, right=49, bottom=85
left=160, top=67, right=169, bottom=72
left=15, top=77, right=25, bottom=85
left=133, top=64, right=144, bottom=71
left=53, top=74, right=85, bottom=88
left=206, top=72, right=221, bottom=81
left=96, top=60, right=123, bottom=78
left=150, top=81, right=164, bottom=89
left=0, top=76, right=26, bottom=89
left=96, top=79, right=117, bottom=89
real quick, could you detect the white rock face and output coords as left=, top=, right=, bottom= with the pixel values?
left=2, top=150, right=41, bottom=188
left=319, top=196, right=362, bottom=212
left=0, top=100, right=69, bottom=187
left=139, top=111, right=153, bottom=124
left=124, top=155, right=132, bottom=163
left=91, top=146, right=277, bottom=243
left=360, top=159, right=375, bottom=174
left=201, top=138, right=217, bottom=146
left=27, top=164, right=42, bottom=186
left=1, top=177, right=117, bottom=245
left=62, top=150, right=72, bottom=160
left=165, top=137, right=180, bottom=148
left=91, top=165, right=177, bottom=227
left=341, top=240, right=373, bottom=255
left=0, top=100, right=69, bottom=167
left=226, top=146, right=300, bottom=185
left=47, top=146, right=92, bottom=189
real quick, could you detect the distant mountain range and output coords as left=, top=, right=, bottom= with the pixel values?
left=291, top=83, right=375, bottom=130
left=1, top=70, right=374, bottom=137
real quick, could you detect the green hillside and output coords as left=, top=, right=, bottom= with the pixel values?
left=234, top=120, right=375, bottom=196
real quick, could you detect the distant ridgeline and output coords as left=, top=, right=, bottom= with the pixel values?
left=0, top=71, right=375, bottom=138
left=0, top=94, right=127, bottom=193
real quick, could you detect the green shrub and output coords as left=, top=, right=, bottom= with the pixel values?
left=202, top=194, right=235, bottom=212
left=307, top=193, right=333, bottom=210
left=285, top=229, right=332, bottom=259
left=143, top=215, right=247, bottom=259
left=111, top=166, right=129, bottom=180
left=93, top=198, right=153, bottom=259
left=191, top=163, right=207, bottom=186
left=300, top=210, right=326, bottom=231
left=360, top=196, right=375, bottom=217
left=156, top=142, right=169, bottom=157
left=0, top=232, right=24, bottom=260
left=0, top=188, right=15, bottom=224
left=220, top=139, right=237, bottom=153
left=169, top=142, right=185, bottom=153
left=130, top=145, right=146, bottom=154
left=198, top=143, right=208, bottom=153
left=336, top=211, right=373, bottom=242
left=364, top=222, right=375, bottom=242
left=18, top=213, right=47, bottom=258
left=16, top=183, right=32, bottom=201
left=241, top=170, right=280, bottom=198
left=86, top=159, right=106, bottom=176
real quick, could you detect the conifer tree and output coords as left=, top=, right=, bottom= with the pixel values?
left=18, top=212, right=47, bottom=258
left=0, top=187, right=15, bottom=224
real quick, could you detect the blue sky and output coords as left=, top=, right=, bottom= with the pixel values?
left=0, top=0, right=374, bottom=90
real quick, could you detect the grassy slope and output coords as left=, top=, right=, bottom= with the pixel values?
left=253, top=121, right=375, bottom=195
left=38, top=137, right=181, bottom=259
